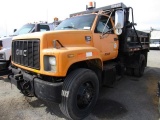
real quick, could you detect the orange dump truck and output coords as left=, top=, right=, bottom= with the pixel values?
left=9, top=3, right=150, bottom=120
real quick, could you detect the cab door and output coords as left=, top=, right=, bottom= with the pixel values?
left=93, top=15, right=119, bottom=61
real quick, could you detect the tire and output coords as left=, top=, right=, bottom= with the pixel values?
left=126, top=67, right=134, bottom=76
left=59, top=68, right=99, bottom=120
left=134, top=54, right=146, bottom=77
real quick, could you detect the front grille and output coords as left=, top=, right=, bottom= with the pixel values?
left=12, top=39, right=40, bottom=70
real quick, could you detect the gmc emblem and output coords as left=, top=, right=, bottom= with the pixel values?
left=16, top=49, right=27, bottom=56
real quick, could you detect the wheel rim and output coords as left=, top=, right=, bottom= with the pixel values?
left=77, top=81, right=95, bottom=110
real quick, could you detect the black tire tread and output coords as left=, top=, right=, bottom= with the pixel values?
left=126, top=67, right=134, bottom=76
left=60, top=68, right=98, bottom=120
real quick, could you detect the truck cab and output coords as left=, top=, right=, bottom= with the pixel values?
left=13, top=23, right=51, bottom=35
left=55, top=13, right=119, bottom=61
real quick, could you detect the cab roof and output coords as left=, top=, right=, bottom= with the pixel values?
left=70, top=3, right=127, bottom=17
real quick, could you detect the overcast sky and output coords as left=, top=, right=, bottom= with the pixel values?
left=0, top=0, right=160, bottom=37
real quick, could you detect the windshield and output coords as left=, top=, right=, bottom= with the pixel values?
left=55, top=14, right=96, bottom=30
left=13, top=24, right=35, bottom=35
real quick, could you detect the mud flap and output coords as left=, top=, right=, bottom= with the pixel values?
left=102, top=66, right=116, bottom=86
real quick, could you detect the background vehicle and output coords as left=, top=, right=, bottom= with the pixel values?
left=150, top=40, right=160, bottom=49
left=0, top=21, right=61, bottom=73
left=150, top=30, right=160, bottom=49
left=9, top=2, right=150, bottom=120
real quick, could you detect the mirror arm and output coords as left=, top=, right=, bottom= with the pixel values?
left=102, top=27, right=115, bottom=36
left=101, top=10, right=113, bottom=37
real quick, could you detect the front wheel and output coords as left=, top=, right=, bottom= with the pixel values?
left=60, top=68, right=99, bottom=120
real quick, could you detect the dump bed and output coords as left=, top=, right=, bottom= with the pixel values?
left=119, top=28, right=150, bottom=53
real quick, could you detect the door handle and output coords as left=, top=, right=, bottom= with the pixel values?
left=114, top=38, right=118, bottom=41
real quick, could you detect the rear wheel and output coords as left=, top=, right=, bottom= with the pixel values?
left=126, top=67, right=134, bottom=76
left=60, top=68, right=99, bottom=120
left=134, top=54, right=146, bottom=77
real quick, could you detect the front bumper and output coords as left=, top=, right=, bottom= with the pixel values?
left=9, top=67, right=63, bottom=103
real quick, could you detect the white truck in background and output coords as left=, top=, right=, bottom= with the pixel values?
left=150, top=39, right=160, bottom=50
left=0, top=21, right=61, bottom=72
left=150, top=31, right=160, bottom=50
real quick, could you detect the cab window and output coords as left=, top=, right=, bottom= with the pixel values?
left=40, top=25, right=50, bottom=31
left=95, top=15, right=113, bottom=33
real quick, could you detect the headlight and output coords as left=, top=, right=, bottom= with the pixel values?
left=49, top=56, right=56, bottom=72
left=49, top=57, right=56, bottom=65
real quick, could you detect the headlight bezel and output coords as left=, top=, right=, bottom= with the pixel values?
left=44, top=55, right=57, bottom=72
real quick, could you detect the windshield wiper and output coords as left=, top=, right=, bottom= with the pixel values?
left=63, top=26, right=77, bottom=29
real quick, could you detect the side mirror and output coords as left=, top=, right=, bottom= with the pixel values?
left=115, top=10, right=124, bottom=29
left=115, top=10, right=124, bottom=35
left=13, top=29, right=17, bottom=32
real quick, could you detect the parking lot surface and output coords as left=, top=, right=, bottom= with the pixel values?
left=0, top=50, right=159, bottom=120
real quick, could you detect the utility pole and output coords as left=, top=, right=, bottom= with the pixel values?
left=46, top=9, right=48, bottom=23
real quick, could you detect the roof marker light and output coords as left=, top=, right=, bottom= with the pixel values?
left=54, top=17, right=58, bottom=22
left=86, top=1, right=96, bottom=10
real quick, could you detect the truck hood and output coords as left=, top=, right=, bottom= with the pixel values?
left=46, top=30, right=93, bottom=48
left=0, top=36, right=12, bottom=41
left=13, top=30, right=93, bottom=48
left=0, top=36, right=12, bottom=48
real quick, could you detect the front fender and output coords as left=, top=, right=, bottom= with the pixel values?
left=58, top=46, right=102, bottom=76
